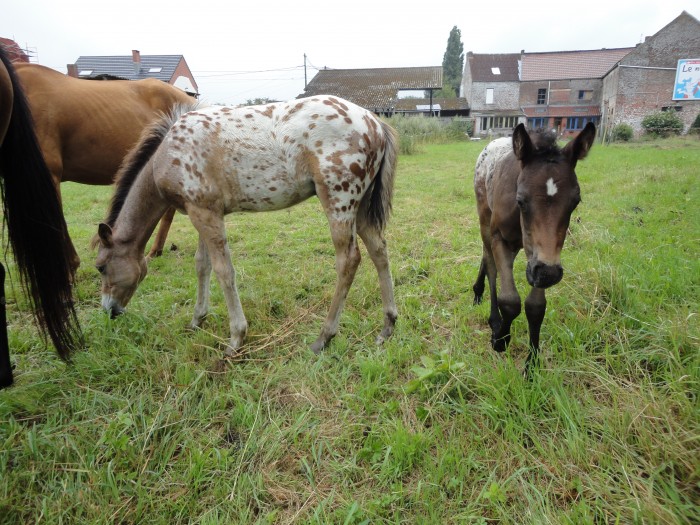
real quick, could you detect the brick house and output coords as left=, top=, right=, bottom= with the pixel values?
left=460, top=52, right=522, bottom=136
left=601, top=11, right=700, bottom=136
left=67, top=50, right=198, bottom=97
left=519, top=48, right=632, bottom=138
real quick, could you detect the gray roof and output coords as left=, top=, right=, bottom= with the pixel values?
left=73, top=54, right=184, bottom=82
left=467, top=53, right=521, bottom=82
left=300, top=66, right=443, bottom=111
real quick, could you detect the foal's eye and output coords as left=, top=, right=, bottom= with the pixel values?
left=96, top=265, right=106, bottom=275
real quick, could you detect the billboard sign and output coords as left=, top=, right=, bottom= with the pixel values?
left=673, top=59, right=700, bottom=100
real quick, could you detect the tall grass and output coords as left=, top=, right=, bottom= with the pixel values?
left=384, top=115, right=470, bottom=154
left=0, top=136, right=698, bottom=524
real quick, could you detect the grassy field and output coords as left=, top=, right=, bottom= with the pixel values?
left=1, top=134, right=698, bottom=524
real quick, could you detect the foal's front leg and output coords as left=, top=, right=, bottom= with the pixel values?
left=524, top=286, right=546, bottom=372
left=188, top=208, right=248, bottom=355
left=491, top=236, right=521, bottom=353
left=190, top=235, right=212, bottom=329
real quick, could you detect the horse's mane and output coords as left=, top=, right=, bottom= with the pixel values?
left=104, top=103, right=198, bottom=228
left=528, top=129, right=562, bottom=159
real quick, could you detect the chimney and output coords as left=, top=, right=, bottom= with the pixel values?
left=66, top=64, right=78, bottom=77
left=132, top=49, right=141, bottom=74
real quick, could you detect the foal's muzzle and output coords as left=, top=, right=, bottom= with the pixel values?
left=526, top=261, right=563, bottom=289
left=102, top=295, right=125, bottom=319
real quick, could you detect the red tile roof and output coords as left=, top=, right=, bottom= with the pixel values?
left=521, top=48, right=633, bottom=81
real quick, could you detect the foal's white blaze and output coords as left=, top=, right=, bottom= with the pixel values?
left=546, top=177, right=558, bottom=196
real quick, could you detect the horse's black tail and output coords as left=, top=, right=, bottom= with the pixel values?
left=0, top=48, right=82, bottom=362
left=362, top=120, right=398, bottom=232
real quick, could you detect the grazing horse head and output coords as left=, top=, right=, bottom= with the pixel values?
left=95, top=223, right=148, bottom=319
left=512, top=123, right=595, bottom=288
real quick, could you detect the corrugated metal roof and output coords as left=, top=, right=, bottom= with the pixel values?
left=467, top=53, right=521, bottom=82
left=73, top=53, right=184, bottom=83
left=300, top=66, right=442, bottom=110
left=520, top=48, right=633, bottom=81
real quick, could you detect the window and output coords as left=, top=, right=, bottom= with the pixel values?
left=481, top=116, right=520, bottom=130
left=491, top=67, right=501, bottom=75
left=486, top=88, right=494, bottom=104
left=566, top=116, right=598, bottom=130
left=528, top=117, right=546, bottom=129
left=148, top=67, right=163, bottom=73
left=78, top=70, right=93, bottom=76
left=578, top=90, right=593, bottom=101
left=537, top=88, right=547, bottom=105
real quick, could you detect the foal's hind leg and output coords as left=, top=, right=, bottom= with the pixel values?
left=357, top=220, right=397, bottom=345
left=311, top=219, right=362, bottom=354
left=473, top=252, right=487, bottom=305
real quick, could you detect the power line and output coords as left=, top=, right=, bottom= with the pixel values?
left=193, top=66, right=305, bottom=78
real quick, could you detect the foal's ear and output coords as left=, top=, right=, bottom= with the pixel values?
left=97, top=223, right=114, bottom=248
left=512, top=123, right=533, bottom=162
left=565, top=122, right=596, bottom=165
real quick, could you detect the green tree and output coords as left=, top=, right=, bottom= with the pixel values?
left=439, top=26, right=464, bottom=97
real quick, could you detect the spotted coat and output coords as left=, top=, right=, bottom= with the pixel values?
left=153, top=95, right=387, bottom=223
left=473, top=136, right=513, bottom=211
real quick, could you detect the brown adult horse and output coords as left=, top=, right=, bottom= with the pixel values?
left=473, top=122, right=595, bottom=372
left=0, top=47, right=82, bottom=388
left=95, top=96, right=398, bottom=355
left=14, top=63, right=196, bottom=268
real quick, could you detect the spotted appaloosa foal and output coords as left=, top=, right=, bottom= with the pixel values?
left=95, top=96, right=398, bottom=355
left=472, top=122, right=595, bottom=371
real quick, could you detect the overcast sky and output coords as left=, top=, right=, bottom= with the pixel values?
left=2, top=1, right=696, bottom=106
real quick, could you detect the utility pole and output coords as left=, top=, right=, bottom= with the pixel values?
left=304, top=53, right=307, bottom=88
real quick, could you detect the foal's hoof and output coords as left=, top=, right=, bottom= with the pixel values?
left=310, top=339, right=326, bottom=355
left=491, top=334, right=510, bottom=353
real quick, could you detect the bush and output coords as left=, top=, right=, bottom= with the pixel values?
left=611, top=123, right=634, bottom=142
left=383, top=115, right=471, bottom=155
left=690, top=113, right=700, bottom=135
left=641, top=111, right=684, bottom=137
left=445, top=117, right=473, bottom=140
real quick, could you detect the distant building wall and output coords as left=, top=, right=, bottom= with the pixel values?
left=602, top=12, right=700, bottom=135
